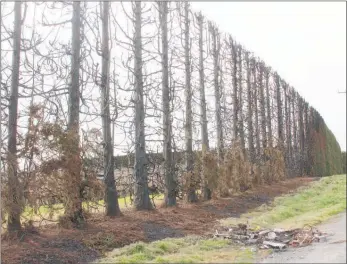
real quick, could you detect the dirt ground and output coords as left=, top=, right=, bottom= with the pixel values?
left=1, top=177, right=315, bottom=264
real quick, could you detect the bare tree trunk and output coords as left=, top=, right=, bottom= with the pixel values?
left=196, top=13, right=211, bottom=200
left=7, top=1, right=22, bottom=233
left=245, top=52, right=255, bottom=162
left=259, top=63, right=267, bottom=151
left=306, top=106, right=314, bottom=176
left=282, top=81, right=291, bottom=176
left=304, top=102, right=310, bottom=175
left=291, top=89, right=298, bottom=173
left=101, top=1, right=121, bottom=215
left=283, top=82, right=290, bottom=164
left=253, top=60, right=260, bottom=158
left=183, top=2, right=196, bottom=203
left=230, top=38, right=238, bottom=143
left=287, top=87, right=293, bottom=174
left=133, top=1, right=152, bottom=210
left=265, top=67, right=273, bottom=148
left=275, top=73, right=284, bottom=145
left=65, top=1, right=83, bottom=224
left=298, top=95, right=305, bottom=175
left=159, top=2, right=176, bottom=207
left=237, top=45, right=245, bottom=151
left=209, top=23, right=224, bottom=161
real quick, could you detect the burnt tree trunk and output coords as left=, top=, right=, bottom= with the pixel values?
left=246, top=53, right=255, bottom=162
left=258, top=63, right=267, bottom=151
left=298, top=95, right=305, bottom=176
left=265, top=67, right=273, bottom=148
left=133, top=1, right=152, bottom=210
left=196, top=13, right=211, bottom=200
left=183, top=2, right=197, bottom=203
left=230, top=38, right=238, bottom=143
left=253, top=60, right=260, bottom=158
left=101, top=1, right=121, bottom=215
left=7, top=1, right=22, bottom=233
left=282, top=81, right=290, bottom=174
left=65, top=1, right=84, bottom=225
left=304, top=102, right=310, bottom=175
left=275, top=73, right=284, bottom=146
left=209, top=22, right=224, bottom=161
left=291, top=89, right=298, bottom=174
left=237, top=45, right=245, bottom=151
left=287, top=87, right=293, bottom=175
left=159, top=1, right=176, bottom=206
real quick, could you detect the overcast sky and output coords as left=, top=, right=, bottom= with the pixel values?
left=1, top=2, right=345, bottom=155
left=192, top=2, right=346, bottom=151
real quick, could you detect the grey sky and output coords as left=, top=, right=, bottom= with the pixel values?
left=192, top=2, right=346, bottom=151
left=1, top=2, right=345, bottom=156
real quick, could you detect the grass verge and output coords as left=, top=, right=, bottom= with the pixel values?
left=220, top=174, right=346, bottom=229
left=94, top=236, right=259, bottom=264
left=96, top=175, right=346, bottom=263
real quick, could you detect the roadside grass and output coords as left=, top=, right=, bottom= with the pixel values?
left=96, top=174, right=346, bottom=263
left=94, top=236, right=260, bottom=264
left=220, top=174, right=346, bottom=229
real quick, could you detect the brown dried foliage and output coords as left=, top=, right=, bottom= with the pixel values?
left=202, top=145, right=286, bottom=198
left=2, top=105, right=105, bottom=230
left=260, top=147, right=286, bottom=184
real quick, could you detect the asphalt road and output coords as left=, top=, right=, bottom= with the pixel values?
left=262, top=213, right=346, bottom=263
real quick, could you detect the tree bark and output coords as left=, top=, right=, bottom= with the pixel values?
left=291, top=89, right=298, bottom=173
left=133, top=1, right=152, bottom=210
left=283, top=82, right=290, bottom=165
left=245, top=52, right=255, bottom=162
left=259, top=63, right=267, bottom=151
left=183, top=2, right=197, bottom=203
left=196, top=13, right=211, bottom=200
left=304, top=102, right=310, bottom=175
left=7, top=1, right=22, bottom=233
left=265, top=67, right=273, bottom=148
left=275, top=73, right=284, bottom=145
left=159, top=1, right=176, bottom=206
left=252, top=60, right=260, bottom=158
left=304, top=105, right=310, bottom=174
left=101, top=1, right=121, bottom=215
left=65, top=1, right=83, bottom=224
left=209, top=23, right=224, bottom=161
left=237, top=45, right=245, bottom=151
left=287, top=87, right=293, bottom=173
left=230, top=38, right=238, bottom=143
left=298, top=95, right=305, bottom=175
left=282, top=81, right=291, bottom=175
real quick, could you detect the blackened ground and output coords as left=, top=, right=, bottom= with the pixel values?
left=1, top=177, right=314, bottom=264
left=143, top=221, right=184, bottom=242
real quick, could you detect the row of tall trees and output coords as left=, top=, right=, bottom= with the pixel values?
left=1, top=2, right=343, bottom=233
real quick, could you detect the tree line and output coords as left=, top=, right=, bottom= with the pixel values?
left=0, top=1, right=343, bottom=233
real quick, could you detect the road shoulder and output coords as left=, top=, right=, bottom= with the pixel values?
left=261, top=213, right=346, bottom=263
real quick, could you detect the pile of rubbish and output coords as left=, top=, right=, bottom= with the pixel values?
left=213, top=223, right=328, bottom=250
